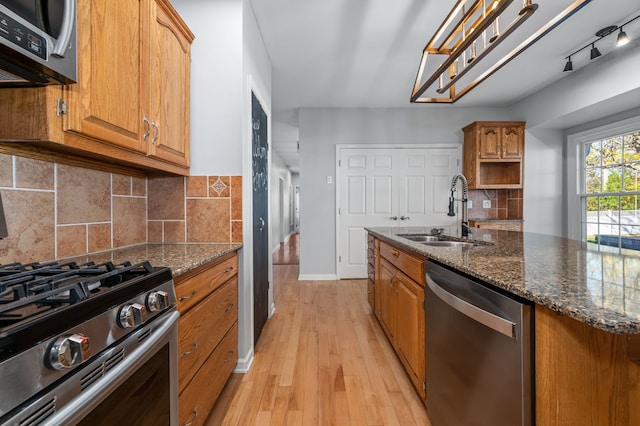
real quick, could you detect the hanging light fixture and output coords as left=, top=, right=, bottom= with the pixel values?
left=589, top=43, right=601, bottom=59
left=410, top=0, right=592, bottom=103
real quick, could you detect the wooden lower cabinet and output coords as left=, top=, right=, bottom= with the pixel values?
left=373, top=238, right=426, bottom=402
left=175, top=251, right=238, bottom=426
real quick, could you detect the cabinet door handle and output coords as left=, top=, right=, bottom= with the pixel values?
left=181, top=340, right=198, bottom=358
left=389, top=216, right=398, bottom=221
left=224, top=303, right=235, bottom=313
left=183, top=408, right=198, bottom=426
left=178, top=290, right=196, bottom=301
left=224, top=350, right=235, bottom=363
left=151, top=120, right=159, bottom=145
left=399, top=216, right=410, bottom=221
left=143, top=115, right=151, bottom=141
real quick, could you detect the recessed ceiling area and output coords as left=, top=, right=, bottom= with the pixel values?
left=249, top=0, right=640, bottom=172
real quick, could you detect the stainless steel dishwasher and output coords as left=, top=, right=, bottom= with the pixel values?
left=425, top=260, right=533, bottom=426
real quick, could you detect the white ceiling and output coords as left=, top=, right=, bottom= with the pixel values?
left=249, top=0, right=640, bottom=172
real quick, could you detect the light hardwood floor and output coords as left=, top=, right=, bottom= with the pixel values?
left=206, top=265, right=430, bottom=425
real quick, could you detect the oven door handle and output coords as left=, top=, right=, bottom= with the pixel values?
left=426, top=273, right=516, bottom=339
left=42, top=310, right=180, bottom=426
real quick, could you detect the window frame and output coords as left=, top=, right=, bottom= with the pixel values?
left=566, top=115, right=640, bottom=245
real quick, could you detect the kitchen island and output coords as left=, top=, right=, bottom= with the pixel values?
left=367, top=226, right=640, bottom=426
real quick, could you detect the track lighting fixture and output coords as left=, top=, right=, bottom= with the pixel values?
left=563, top=14, right=639, bottom=72
left=563, top=57, right=573, bottom=72
left=617, top=27, right=629, bottom=46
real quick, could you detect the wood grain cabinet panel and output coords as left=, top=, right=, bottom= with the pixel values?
left=374, top=236, right=426, bottom=402
left=463, top=121, right=525, bottom=189
left=178, top=276, right=238, bottom=393
left=0, top=0, right=193, bottom=175
left=175, top=253, right=238, bottom=313
left=175, top=251, right=238, bottom=426
left=178, top=324, right=238, bottom=426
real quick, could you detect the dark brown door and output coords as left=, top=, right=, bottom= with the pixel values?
left=252, top=92, right=269, bottom=345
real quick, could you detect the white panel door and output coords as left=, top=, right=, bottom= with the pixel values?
left=337, top=146, right=459, bottom=279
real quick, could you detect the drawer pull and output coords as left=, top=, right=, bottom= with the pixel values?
left=181, top=340, right=198, bottom=357
left=224, top=303, right=235, bottom=313
left=184, top=408, right=198, bottom=426
left=391, top=249, right=400, bottom=258
left=178, top=290, right=196, bottom=301
left=223, top=267, right=234, bottom=274
left=224, top=350, right=235, bottom=363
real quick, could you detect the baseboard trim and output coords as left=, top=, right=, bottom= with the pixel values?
left=234, top=347, right=254, bottom=373
left=298, top=274, right=338, bottom=281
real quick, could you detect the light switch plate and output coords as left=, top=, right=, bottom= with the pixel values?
left=327, top=176, right=333, bottom=184
left=483, top=200, right=491, bottom=208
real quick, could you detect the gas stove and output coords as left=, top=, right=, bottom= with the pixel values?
left=0, top=259, right=179, bottom=425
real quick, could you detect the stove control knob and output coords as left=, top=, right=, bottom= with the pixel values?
left=146, top=290, right=170, bottom=312
left=118, top=303, right=147, bottom=328
left=47, top=334, right=91, bottom=370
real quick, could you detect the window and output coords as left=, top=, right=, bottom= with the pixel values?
left=579, top=128, right=640, bottom=252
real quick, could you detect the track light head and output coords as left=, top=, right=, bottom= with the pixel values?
left=617, top=27, right=629, bottom=46
left=590, top=43, right=601, bottom=60
left=563, top=57, right=573, bottom=72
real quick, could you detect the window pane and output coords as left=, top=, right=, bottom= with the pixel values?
left=603, top=166, right=623, bottom=192
left=585, top=141, right=601, bottom=167
left=585, top=168, right=602, bottom=194
left=599, top=195, right=619, bottom=215
left=620, top=226, right=640, bottom=252
left=623, top=163, right=640, bottom=192
left=602, top=136, right=623, bottom=164
left=621, top=195, right=638, bottom=214
left=595, top=225, right=620, bottom=248
left=624, top=131, right=640, bottom=162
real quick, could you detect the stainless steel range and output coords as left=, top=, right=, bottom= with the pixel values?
left=0, top=260, right=179, bottom=425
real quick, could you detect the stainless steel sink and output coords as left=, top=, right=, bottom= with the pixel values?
left=420, top=241, right=476, bottom=248
left=400, top=235, right=440, bottom=242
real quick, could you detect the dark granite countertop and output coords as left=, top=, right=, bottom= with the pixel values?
left=366, top=226, right=640, bottom=334
left=62, top=243, right=242, bottom=277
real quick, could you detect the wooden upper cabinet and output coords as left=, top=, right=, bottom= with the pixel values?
left=463, top=121, right=525, bottom=189
left=478, top=126, right=501, bottom=159
left=65, top=0, right=147, bottom=152
left=147, top=0, right=191, bottom=167
left=0, top=0, right=193, bottom=175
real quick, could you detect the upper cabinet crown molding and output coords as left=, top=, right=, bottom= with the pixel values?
left=0, top=0, right=193, bottom=176
left=462, top=121, right=525, bottom=189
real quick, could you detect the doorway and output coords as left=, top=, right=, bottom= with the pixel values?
left=252, top=92, right=269, bottom=345
left=336, top=145, right=460, bottom=278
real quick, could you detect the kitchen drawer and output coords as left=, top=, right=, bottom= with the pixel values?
left=175, top=252, right=237, bottom=313
left=178, top=276, right=238, bottom=393
left=178, top=323, right=238, bottom=426
left=380, top=241, right=424, bottom=285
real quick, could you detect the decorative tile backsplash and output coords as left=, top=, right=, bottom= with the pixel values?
left=0, top=153, right=242, bottom=264
left=467, top=189, right=523, bottom=220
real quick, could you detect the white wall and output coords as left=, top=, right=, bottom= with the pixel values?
left=173, top=0, right=244, bottom=175
left=270, top=151, right=294, bottom=253
left=298, top=107, right=514, bottom=276
left=174, top=0, right=272, bottom=371
left=511, top=41, right=640, bottom=238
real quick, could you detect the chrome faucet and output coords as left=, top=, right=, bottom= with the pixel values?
left=447, top=173, right=471, bottom=238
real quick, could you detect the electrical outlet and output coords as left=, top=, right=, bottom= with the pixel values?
left=467, top=200, right=473, bottom=209
left=483, top=200, right=491, bottom=208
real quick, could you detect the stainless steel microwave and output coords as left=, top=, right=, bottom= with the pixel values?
left=0, top=0, right=76, bottom=86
